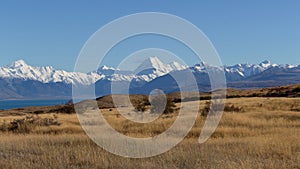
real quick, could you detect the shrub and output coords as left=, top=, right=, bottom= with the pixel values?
left=48, top=105, right=75, bottom=114
left=131, top=95, right=150, bottom=112
left=224, top=104, right=244, bottom=112
left=292, top=87, right=300, bottom=93
left=150, top=90, right=177, bottom=114
left=0, top=115, right=60, bottom=133
left=133, top=102, right=148, bottom=112
left=163, top=98, right=177, bottom=114
left=201, top=99, right=243, bottom=116
left=33, top=110, right=44, bottom=114
left=201, top=101, right=210, bottom=116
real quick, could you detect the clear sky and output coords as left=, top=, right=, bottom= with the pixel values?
left=0, top=1, right=299, bottom=71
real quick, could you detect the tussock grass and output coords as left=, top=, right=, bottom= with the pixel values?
left=0, top=97, right=299, bottom=168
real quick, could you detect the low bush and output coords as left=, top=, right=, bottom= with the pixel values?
left=33, top=110, right=44, bottom=114
left=292, top=87, right=300, bottom=93
left=48, top=105, right=75, bottom=114
left=201, top=100, right=244, bottom=116
left=0, top=115, right=60, bottom=133
left=133, top=102, right=148, bottom=112
left=150, top=90, right=177, bottom=114
left=224, top=104, right=244, bottom=112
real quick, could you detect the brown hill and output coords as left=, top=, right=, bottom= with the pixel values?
left=0, top=84, right=299, bottom=116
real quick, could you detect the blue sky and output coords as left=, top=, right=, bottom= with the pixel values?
left=0, top=1, right=299, bottom=71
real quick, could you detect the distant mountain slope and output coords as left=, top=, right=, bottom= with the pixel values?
left=243, top=66, right=300, bottom=82
left=0, top=78, right=71, bottom=100
left=228, top=66, right=300, bottom=89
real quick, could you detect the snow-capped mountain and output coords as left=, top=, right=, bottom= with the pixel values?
left=224, top=60, right=278, bottom=78
left=0, top=57, right=299, bottom=99
left=94, top=56, right=188, bottom=82
left=133, top=56, right=188, bottom=81
left=1, top=58, right=298, bottom=85
left=0, top=60, right=103, bottom=85
left=134, top=56, right=187, bottom=76
left=188, top=60, right=298, bottom=81
left=0, top=57, right=188, bottom=86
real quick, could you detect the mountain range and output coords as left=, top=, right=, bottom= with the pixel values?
left=0, top=57, right=299, bottom=100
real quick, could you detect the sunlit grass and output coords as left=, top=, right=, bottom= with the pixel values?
left=0, top=97, right=299, bottom=168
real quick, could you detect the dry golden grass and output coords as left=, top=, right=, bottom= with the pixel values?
left=0, top=97, right=300, bottom=168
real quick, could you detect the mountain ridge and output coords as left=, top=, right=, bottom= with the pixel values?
left=1, top=58, right=298, bottom=84
left=0, top=57, right=299, bottom=99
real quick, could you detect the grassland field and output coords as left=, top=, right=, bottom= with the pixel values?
left=0, top=96, right=300, bottom=169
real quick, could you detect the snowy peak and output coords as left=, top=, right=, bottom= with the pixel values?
left=96, top=65, right=117, bottom=76
left=261, top=60, right=271, bottom=65
left=99, top=65, right=116, bottom=71
left=0, top=60, right=102, bottom=85
left=136, top=56, right=168, bottom=73
left=95, top=56, right=189, bottom=82
left=9, top=59, right=28, bottom=68
left=192, top=61, right=223, bottom=73
left=259, top=60, right=274, bottom=68
left=134, top=56, right=187, bottom=76
left=169, top=61, right=188, bottom=70
left=147, top=56, right=167, bottom=70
